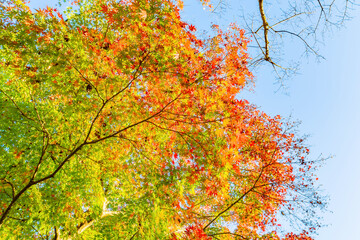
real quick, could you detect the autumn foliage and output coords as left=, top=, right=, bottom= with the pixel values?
left=0, top=0, right=324, bottom=239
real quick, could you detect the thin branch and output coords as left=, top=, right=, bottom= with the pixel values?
left=129, top=230, right=139, bottom=240
left=86, top=94, right=181, bottom=145
left=255, top=12, right=307, bottom=34
left=3, top=179, right=15, bottom=199
left=145, top=120, right=211, bottom=161
left=316, top=0, right=328, bottom=21
left=84, top=50, right=151, bottom=143
left=0, top=87, right=37, bottom=123
left=203, top=168, right=265, bottom=230
left=274, top=30, right=324, bottom=59
left=71, top=65, right=104, bottom=103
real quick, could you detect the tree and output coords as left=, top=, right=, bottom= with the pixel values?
left=199, top=0, right=354, bottom=82
left=0, top=0, right=324, bottom=239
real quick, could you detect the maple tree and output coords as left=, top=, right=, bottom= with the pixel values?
left=0, top=0, right=325, bottom=239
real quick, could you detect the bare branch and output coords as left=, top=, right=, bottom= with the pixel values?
left=274, top=30, right=324, bottom=59
left=258, top=0, right=270, bottom=62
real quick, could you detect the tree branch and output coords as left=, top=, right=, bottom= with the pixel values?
left=258, top=0, right=270, bottom=62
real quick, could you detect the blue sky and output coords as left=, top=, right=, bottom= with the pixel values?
left=27, top=0, right=359, bottom=239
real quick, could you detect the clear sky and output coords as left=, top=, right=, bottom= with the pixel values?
left=27, top=0, right=360, bottom=239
